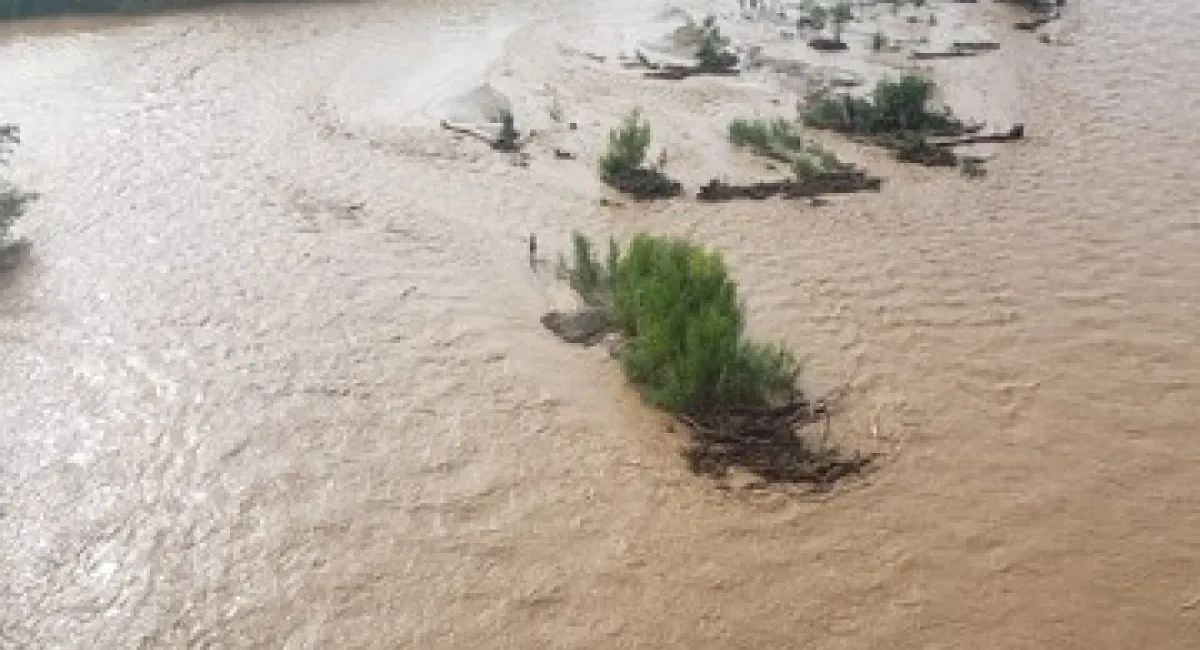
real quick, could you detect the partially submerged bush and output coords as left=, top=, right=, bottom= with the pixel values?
left=871, top=30, right=887, bottom=52
left=1, top=124, right=32, bottom=246
left=565, top=231, right=798, bottom=413
left=830, top=2, right=855, bottom=43
left=599, top=109, right=652, bottom=181
left=804, top=74, right=965, bottom=137
left=696, top=15, right=739, bottom=69
left=599, top=111, right=681, bottom=199
left=728, top=117, right=806, bottom=152
left=728, top=116, right=846, bottom=178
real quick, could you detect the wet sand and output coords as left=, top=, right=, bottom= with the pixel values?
left=1, top=0, right=1198, bottom=647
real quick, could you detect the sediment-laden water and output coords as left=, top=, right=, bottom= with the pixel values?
left=1, top=0, right=1197, bottom=647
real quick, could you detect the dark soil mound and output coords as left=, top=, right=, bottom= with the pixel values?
left=679, top=399, right=875, bottom=489
left=696, top=170, right=882, bottom=202
left=604, top=168, right=683, bottom=201
left=541, top=308, right=611, bottom=345
left=808, top=37, right=848, bottom=52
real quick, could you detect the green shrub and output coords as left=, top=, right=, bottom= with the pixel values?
left=566, top=232, right=798, bottom=413
left=728, top=118, right=773, bottom=150
left=728, top=117, right=806, bottom=154
left=570, top=230, right=603, bottom=299
left=729, top=116, right=846, bottom=178
left=599, top=109, right=652, bottom=181
left=696, top=15, right=739, bottom=69
left=830, top=2, right=854, bottom=43
left=1, top=124, right=28, bottom=244
left=871, top=31, right=887, bottom=52
left=871, top=74, right=935, bottom=132
left=809, top=5, right=829, bottom=29
left=804, top=75, right=956, bottom=137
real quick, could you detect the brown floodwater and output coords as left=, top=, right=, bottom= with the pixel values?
left=1, top=0, right=1198, bottom=647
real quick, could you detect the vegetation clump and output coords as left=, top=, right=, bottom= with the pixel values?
left=829, top=2, right=855, bottom=44
left=805, top=74, right=963, bottom=135
left=565, top=232, right=797, bottom=412
left=727, top=117, right=845, bottom=178
left=803, top=75, right=975, bottom=166
left=598, top=110, right=681, bottom=200
left=1, top=124, right=34, bottom=254
left=695, top=15, right=739, bottom=70
left=557, top=231, right=874, bottom=487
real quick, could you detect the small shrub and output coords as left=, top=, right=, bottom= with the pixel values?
left=804, top=75, right=948, bottom=136
left=548, top=94, right=564, bottom=122
left=809, top=5, right=829, bottom=29
left=695, top=15, right=738, bottom=69
left=830, top=2, right=854, bottom=43
left=728, top=117, right=808, bottom=156
left=1, top=124, right=30, bottom=245
left=791, top=154, right=824, bottom=180
left=871, top=74, right=935, bottom=131
left=563, top=232, right=799, bottom=413
left=961, top=157, right=987, bottom=178
left=599, top=109, right=652, bottom=181
left=609, top=234, right=798, bottom=412
left=499, top=110, right=518, bottom=141
left=871, top=31, right=887, bottom=52
left=570, top=231, right=602, bottom=298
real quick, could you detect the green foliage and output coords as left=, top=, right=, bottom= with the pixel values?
left=565, top=232, right=799, bottom=413
left=961, top=157, right=987, bottom=179
left=804, top=75, right=961, bottom=137
left=791, top=154, right=823, bottom=180
left=830, top=2, right=854, bottom=43
left=727, top=117, right=806, bottom=152
left=0, top=124, right=29, bottom=245
left=871, top=74, right=935, bottom=131
left=696, top=15, right=739, bottom=69
left=570, top=231, right=602, bottom=299
left=728, top=116, right=844, bottom=179
left=871, top=30, right=887, bottom=52
left=808, top=5, right=829, bottom=29
left=548, top=95, right=564, bottom=123
left=599, top=109, right=652, bottom=181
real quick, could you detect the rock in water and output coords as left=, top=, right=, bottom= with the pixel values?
left=0, top=239, right=31, bottom=271
left=541, top=308, right=611, bottom=345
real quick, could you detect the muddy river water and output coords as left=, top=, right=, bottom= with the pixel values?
left=1, top=0, right=1198, bottom=647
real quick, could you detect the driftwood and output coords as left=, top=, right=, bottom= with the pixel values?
left=930, top=123, right=1026, bottom=147
left=808, top=37, right=848, bottom=52
left=696, top=170, right=882, bottom=202
left=644, top=64, right=740, bottom=80
left=440, top=120, right=521, bottom=152
left=952, top=40, right=1001, bottom=51
left=604, top=168, right=683, bottom=201
left=1014, top=13, right=1057, bottom=30
left=679, top=398, right=875, bottom=487
left=910, top=49, right=978, bottom=60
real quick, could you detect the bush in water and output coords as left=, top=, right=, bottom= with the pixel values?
left=565, top=231, right=798, bottom=413
left=599, top=109, right=652, bottom=181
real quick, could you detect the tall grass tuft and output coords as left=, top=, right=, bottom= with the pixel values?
left=728, top=116, right=843, bottom=178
